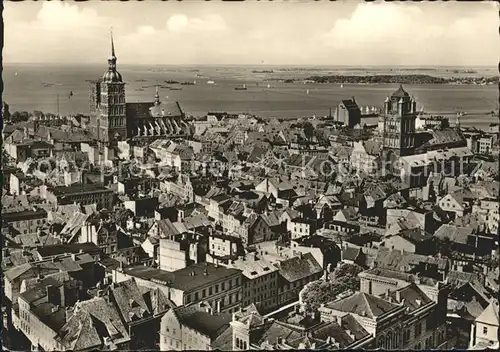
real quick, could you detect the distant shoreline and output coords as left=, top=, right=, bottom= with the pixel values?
left=266, top=74, right=499, bottom=85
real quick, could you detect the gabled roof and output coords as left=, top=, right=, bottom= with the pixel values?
left=324, top=291, right=399, bottom=319
left=375, top=247, right=449, bottom=271
left=434, top=224, right=474, bottom=244
left=57, top=297, right=129, bottom=350
left=475, top=299, right=499, bottom=326
left=340, top=99, right=361, bottom=113
left=391, top=85, right=410, bottom=98
left=278, top=252, right=323, bottom=283
left=384, top=283, right=433, bottom=312
left=157, top=218, right=182, bottom=238
left=174, top=304, right=231, bottom=340
left=4, top=262, right=32, bottom=281
left=342, top=247, right=362, bottom=261
left=111, top=279, right=151, bottom=323
left=149, top=101, right=184, bottom=118
left=397, top=228, right=433, bottom=245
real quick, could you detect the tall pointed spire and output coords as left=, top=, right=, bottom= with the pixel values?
left=102, top=27, right=122, bottom=83
left=107, top=27, right=117, bottom=70
left=111, top=27, right=116, bottom=58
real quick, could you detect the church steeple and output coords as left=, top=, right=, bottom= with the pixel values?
left=108, top=29, right=117, bottom=70
left=102, top=28, right=122, bottom=83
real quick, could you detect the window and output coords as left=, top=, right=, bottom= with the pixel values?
left=202, top=289, right=206, bottom=298
left=209, top=287, right=213, bottom=295
left=415, top=322, right=422, bottom=337
left=215, top=284, right=219, bottom=293
left=378, top=335, right=385, bottom=348
left=221, top=282, right=225, bottom=290
left=483, top=326, right=488, bottom=335
left=386, top=332, right=392, bottom=350
left=194, top=292, right=199, bottom=300
left=394, top=329, right=400, bottom=348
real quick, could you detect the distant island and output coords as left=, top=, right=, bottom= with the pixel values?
left=266, top=74, right=498, bottom=85
left=252, top=70, right=274, bottom=73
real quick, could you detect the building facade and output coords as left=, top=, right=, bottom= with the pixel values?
left=381, top=85, right=418, bottom=168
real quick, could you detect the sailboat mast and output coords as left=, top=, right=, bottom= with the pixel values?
left=57, top=94, right=60, bottom=117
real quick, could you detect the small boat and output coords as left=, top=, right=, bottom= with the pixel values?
left=15, top=72, right=18, bottom=76
left=267, top=84, right=271, bottom=89
left=340, top=84, right=344, bottom=88
left=207, top=80, right=215, bottom=85
left=306, top=89, right=310, bottom=95
left=136, top=88, right=144, bottom=91
left=169, top=87, right=182, bottom=91
left=136, top=79, right=147, bottom=82
left=235, top=84, right=247, bottom=91
left=180, top=81, right=195, bottom=85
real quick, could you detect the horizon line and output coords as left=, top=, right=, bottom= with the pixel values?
left=3, top=62, right=496, bottom=68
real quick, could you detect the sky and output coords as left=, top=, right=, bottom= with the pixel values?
left=3, top=0, right=499, bottom=66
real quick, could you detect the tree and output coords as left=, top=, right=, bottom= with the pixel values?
left=301, top=280, right=348, bottom=312
left=301, top=263, right=364, bottom=312
left=332, top=263, right=363, bottom=279
left=113, top=207, right=133, bottom=228
left=11, top=111, right=29, bottom=123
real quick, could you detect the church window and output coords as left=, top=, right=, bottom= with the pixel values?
left=378, top=335, right=385, bottom=348
left=386, top=331, right=392, bottom=350
left=394, top=329, right=400, bottom=348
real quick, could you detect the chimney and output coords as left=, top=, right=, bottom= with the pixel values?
left=335, top=315, right=342, bottom=326
left=395, top=290, right=401, bottom=303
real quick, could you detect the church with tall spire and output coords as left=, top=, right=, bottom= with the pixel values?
left=89, top=31, right=127, bottom=143
left=89, top=31, right=191, bottom=144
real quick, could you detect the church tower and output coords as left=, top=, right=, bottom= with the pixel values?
left=382, top=85, right=417, bottom=159
left=91, top=31, right=127, bottom=143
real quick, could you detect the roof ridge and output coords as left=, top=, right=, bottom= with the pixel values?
left=360, top=292, right=375, bottom=318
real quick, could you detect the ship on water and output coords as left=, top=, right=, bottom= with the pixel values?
left=235, top=84, right=247, bottom=91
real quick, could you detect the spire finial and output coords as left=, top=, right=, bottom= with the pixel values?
left=111, top=27, right=116, bottom=58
